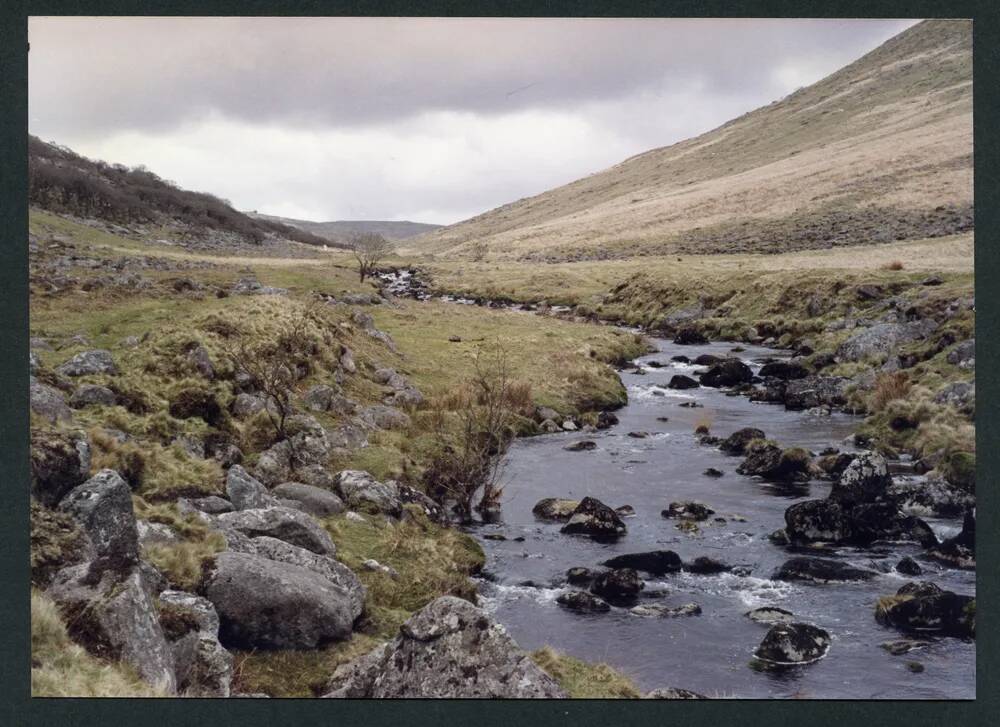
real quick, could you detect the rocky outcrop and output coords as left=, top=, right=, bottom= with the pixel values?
left=213, top=507, right=336, bottom=555
left=204, top=551, right=358, bottom=649
left=754, top=622, right=831, bottom=665
left=782, top=376, right=849, bottom=410
left=758, top=360, right=810, bottom=380
left=254, top=414, right=331, bottom=485
left=158, top=590, right=233, bottom=697
left=323, top=597, right=567, bottom=698
left=875, top=582, right=975, bottom=638
left=333, top=470, right=402, bottom=516
left=30, top=380, right=73, bottom=423
left=835, top=322, right=935, bottom=363
left=601, top=550, right=682, bottom=576
left=30, top=429, right=91, bottom=506
left=58, top=469, right=140, bottom=577
left=358, top=404, right=411, bottom=430
left=560, top=497, right=626, bottom=540
left=673, top=328, right=708, bottom=345
left=57, top=349, right=118, bottom=377
left=48, top=564, right=177, bottom=693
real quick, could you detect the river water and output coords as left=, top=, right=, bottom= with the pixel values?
left=471, top=338, right=976, bottom=699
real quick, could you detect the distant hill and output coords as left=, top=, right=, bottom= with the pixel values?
left=27, top=136, right=329, bottom=247
left=412, top=19, right=972, bottom=261
left=248, top=213, right=442, bottom=244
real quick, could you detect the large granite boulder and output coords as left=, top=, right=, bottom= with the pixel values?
left=783, top=376, right=849, bottom=410
left=48, top=564, right=177, bottom=693
left=323, top=596, right=567, bottom=698
left=225, top=465, right=279, bottom=511
left=719, top=427, right=766, bottom=455
left=58, top=469, right=139, bottom=577
left=273, top=482, right=345, bottom=518
left=213, top=507, right=335, bottom=555
left=69, top=384, right=117, bottom=408
left=204, top=551, right=358, bottom=649
left=828, top=452, right=892, bottom=506
left=773, top=557, right=877, bottom=584
left=590, top=568, right=644, bottom=602
left=222, top=534, right=364, bottom=616
left=157, top=590, right=233, bottom=697
left=836, top=322, right=934, bottom=363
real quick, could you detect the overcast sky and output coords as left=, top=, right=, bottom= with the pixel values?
left=29, top=17, right=918, bottom=224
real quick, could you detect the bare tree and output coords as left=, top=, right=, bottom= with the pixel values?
left=423, top=341, right=518, bottom=523
left=350, top=232, right=393, bottom=282
left=219, top=302, right=321, bottom=468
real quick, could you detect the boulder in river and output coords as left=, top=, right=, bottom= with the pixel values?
left=565, top=567, right=594, bottom=585
left=745, top=607, right=796, bottom=624
left=926, top=509, right=975, bottom=570
left=560, top=497, right=627, bottom=540
left=668, top=374, right=699, bottom=390
left=673, top=328, right=708, bottom=345
left=323, top=596, right=567, bottom=698
left=875, top=582, right=975, bottom=638
left=590, top=568, right=644, bottom=602
left=737, top=442, right=811, bottom=482
left=895, top=556, right=923, bottom=576
left=557, top=590, right=611, bottom=613
left=699, top=358, right=753, bottom=388
left=631, top=603, right=701, bottom=618
left=754, top=622, right=831, bottom=665
left=685, top=556, right=731, bottom=574
left=759, top=360, right=810, bottom=380
left=596, top=410, right=619, bottom=429
left=662, top=501, right=715, bottom=521
left=532, top=497, right=581, bottom=521
left=719, top=427, right=766, bottom=455
left=773, top=557, right=876, bottom=584
left=601, top=550, right=682, bottom=576
left=565, top=440, right=597, bottom=452
left=828, top=452, right=892, bottom=506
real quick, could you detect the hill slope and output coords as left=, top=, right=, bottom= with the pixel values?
left=247, top=213, right=441, bottom=243
left=28, top=136, right=329, bottom=248
left=411, top=19, right=972, bottom=261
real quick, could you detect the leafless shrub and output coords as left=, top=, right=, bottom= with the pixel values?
left=423, top=341, right=518, bottom=522
left=350, top=232, right=394, bottom=282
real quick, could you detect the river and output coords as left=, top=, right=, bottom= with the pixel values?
left=469, top=337, right=976, bottom=699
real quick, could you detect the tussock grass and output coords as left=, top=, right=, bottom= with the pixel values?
left=31, top=590, right=164, bottom=697
left=325, top=509, right=485, bottom=637
left=531, top=647, right=642, bottom=698
left=230, top=634, right=381, bottom=697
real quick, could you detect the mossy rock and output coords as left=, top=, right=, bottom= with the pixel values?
left=940, top=451, right=975, bottom=492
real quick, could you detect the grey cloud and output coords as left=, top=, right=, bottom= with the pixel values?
left=29, top=17, right=916, bottom=139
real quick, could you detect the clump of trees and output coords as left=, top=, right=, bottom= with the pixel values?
left=423, top=341, right=521, bottom=523
left=350, top=232, right=393, bottom=282
left=27, top=135, right=328, bottom=247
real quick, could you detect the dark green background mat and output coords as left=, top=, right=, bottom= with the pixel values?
left=2, top=1, right=996, bottom=724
